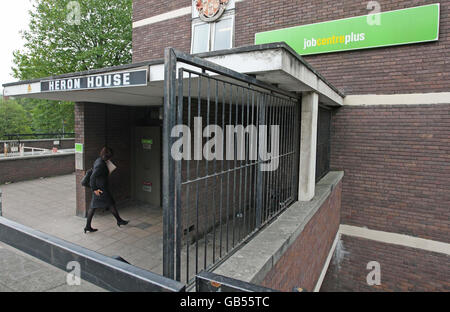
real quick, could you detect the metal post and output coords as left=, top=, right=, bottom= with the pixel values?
left=255, top=93, right=266, bottom=228
left=175, top=67, right=184, bottom=281
left=293, top=96, right=301, bottom=200
left=162, top=48, right=177, bottom=279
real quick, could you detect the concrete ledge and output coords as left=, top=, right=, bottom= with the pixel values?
left=0, top=151, right=75, bottom=162
left=213, top=171, right=344, bottom=284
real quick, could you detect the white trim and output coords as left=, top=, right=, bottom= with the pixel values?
left=3, top=82, right=41, bottom=97
left=344, top=92, right=450, bottom=106
left=133, top=0, right=246, bottom=29
left=133, top=7, right=191, bottom=28
left=314, top=232, right=340, bottom=292
left=339, top=224, right=450, bottom=256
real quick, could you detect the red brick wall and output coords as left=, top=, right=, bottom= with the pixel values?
left=320, top=235, right=450, bottom=291
left=331, top=104, right=450, bottom=243
left=132, top=15, right=192, bottom=62
left=132, top=0, right=190, bottom=23
left=75, top=103, right=132, bottom=217
left=235, top=0, right=449, bottom=95
left=132, top=0, right=449, bottom=94
left=261, top=181, right=342, bottom=292
left=0, top=154, right=74, bottom=185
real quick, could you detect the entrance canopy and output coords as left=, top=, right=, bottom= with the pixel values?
left=3, top=43, right=344, bottom=107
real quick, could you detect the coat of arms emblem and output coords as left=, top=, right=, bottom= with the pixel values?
left=195, top=0, right=230, bottom=22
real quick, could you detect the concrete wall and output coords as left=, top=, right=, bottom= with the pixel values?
left=132, top=0, right=449, bottom=95
left=321, top=235, right=450, bottom=291
left=0, top=154, right=75, bottom=184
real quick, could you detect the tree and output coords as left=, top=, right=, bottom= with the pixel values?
left=0, top=99, right=33, bottom=140
left=11, top=0, right=132, bottom=135
left=13, top=0, right=132, bottom=79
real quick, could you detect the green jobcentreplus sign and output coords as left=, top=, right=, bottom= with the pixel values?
left=255, top=3, right=440, bottom=56
left=75, top=143, right=84, bottom=153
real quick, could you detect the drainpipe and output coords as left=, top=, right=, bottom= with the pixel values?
left=0, top=188, right=2, bottom=216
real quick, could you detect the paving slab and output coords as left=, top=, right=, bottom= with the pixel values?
left=1, top=174, right=164, bottom=275
left=0, top=242, right=106, bottom=292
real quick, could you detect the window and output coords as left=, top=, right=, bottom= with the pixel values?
left=192, top=23, right=210, bottom=54
left=213, top=17, right=233, bottom=51
left=191, top=15, right=234, bottom=54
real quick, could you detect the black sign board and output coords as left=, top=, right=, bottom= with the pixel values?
left=40, top=69, right=148, bottom=92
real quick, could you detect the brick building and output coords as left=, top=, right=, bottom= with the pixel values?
left=2, top=0, right=448, bottom=291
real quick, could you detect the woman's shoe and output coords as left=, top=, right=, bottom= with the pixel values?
left=84, top=227, right=98, bottom=234
left=117, top=220, right=129, bottom=227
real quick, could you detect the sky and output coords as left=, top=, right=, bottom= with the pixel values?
left=0, top=0, right=33, bottom=92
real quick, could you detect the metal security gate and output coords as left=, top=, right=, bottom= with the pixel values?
left=163, top=48, right=300, bottom=284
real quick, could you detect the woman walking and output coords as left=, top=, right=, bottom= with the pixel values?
left=84, top=147, right=129, bottom=233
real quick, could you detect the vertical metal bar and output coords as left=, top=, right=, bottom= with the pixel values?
left=256, top=93, right=266, bottom=228
left=252, top=91, right=259, bottom=230
left=226, top=83, right=232, bottom=252
left=279, top=98, right=285, bottom=207
left=203, top=76, right=211, bottom=270
left=294, top=97, right=301, bottom=200
left=238, top=87, right=244, bottom=241
left=212, top=79, right=218, bottom=264
left=195, top=74, right=202, bottom=275
left=232, top=84, right=238, bottom=248
left=288, top=101, right=294, bottom=201
left=185, top=72, right=192, bottom=283
left=163, top=48, right=177, bottom=279
left=275, top=96, right=282, bottom=214
left=243, top=86, right=250, bottom=237
left=291, top=100, right=297, bottom=200
left=219, top=81, right=226, bottom=258
left=287, top=99, right=294, bottom=202
left=282, top=98, right=288, bottom=206
left=175, top=68, right=184, bottom=282
left=264, top=94, right=273, bottom=222
left=267, top=95, right=276, bottom=218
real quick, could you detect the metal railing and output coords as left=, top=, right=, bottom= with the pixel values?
left=1, top=133, right=75, bottom=158
left=163, top=48, right=300, bottom=284
left=2, top=133, right=75, bottom=140
left=2, top=143, right=51, bottom=158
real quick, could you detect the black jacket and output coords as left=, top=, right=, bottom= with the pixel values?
left=90, top=157, right=115, bottom=209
